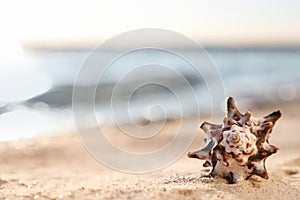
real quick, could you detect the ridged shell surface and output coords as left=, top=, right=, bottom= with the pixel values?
left=188, top=97, right=281, bottom=183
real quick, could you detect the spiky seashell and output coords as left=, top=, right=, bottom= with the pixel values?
left=188, top=97, right=281, bottom=183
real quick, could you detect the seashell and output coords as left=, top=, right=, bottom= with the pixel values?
left=188, top=97, right=281, bottom=183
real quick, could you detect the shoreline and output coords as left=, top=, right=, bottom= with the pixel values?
left=0, top=102, right=299, bottom=199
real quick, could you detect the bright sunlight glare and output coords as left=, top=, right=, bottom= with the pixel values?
left=0, top=40, right=24, bottom=65
left=0, top=40, right=52, bottom=103
left=0, top=108, right=49, bottom=141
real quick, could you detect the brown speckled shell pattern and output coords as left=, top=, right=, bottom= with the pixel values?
left=188, top=97, right=281, bottom=183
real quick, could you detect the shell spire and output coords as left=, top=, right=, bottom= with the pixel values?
left=188, top=97, right=281, bottom=183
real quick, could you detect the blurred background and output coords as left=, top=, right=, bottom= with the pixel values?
left=0, top=0, right=300, bottom=141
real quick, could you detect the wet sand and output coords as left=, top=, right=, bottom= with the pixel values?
left=0, top=102, right=299, bottom=199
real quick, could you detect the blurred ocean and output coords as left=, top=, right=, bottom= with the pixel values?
left=0, top=47, right=300, bottom=141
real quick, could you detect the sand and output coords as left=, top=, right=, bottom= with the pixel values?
left=0, top=102, right=300, bottom=200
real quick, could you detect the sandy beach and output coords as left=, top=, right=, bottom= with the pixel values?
left=0, top=102, right=299, bottom=200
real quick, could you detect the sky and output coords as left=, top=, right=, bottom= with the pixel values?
left=0, top=0, right=300, bottom=47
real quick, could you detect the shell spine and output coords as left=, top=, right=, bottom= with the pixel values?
left=188, top=97, right=281, bottom=183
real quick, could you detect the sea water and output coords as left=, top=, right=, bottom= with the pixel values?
left=0, top=48, right=299, bottom=141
